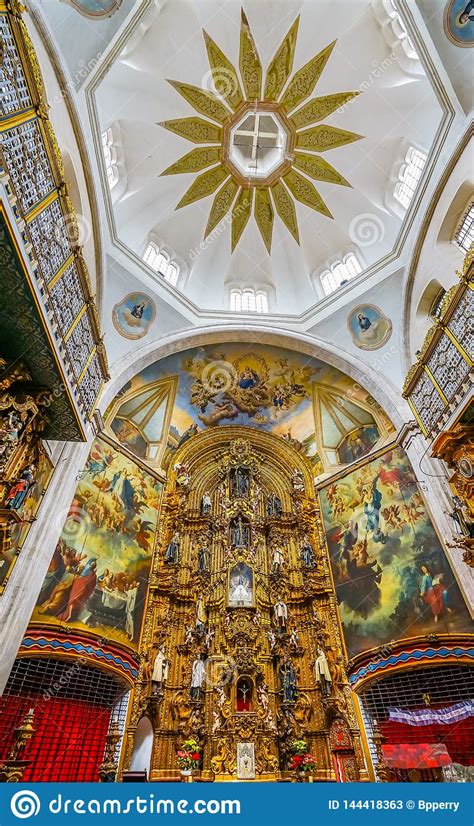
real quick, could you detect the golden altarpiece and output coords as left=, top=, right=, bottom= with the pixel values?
left=121, top=428, right=369, bottom=781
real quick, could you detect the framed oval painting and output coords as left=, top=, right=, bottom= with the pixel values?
left=444, top=0, right=474, bottom=47
left=347, top=304, right=392, bottom=350
left=63, top=0, right=123, bottom=18
left=112, top=293, right=156, bottom=340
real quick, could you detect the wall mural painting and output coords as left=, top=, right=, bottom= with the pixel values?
left=444, top=0, right=474, bottom=46
left=0, top=449, right=53, bottom=592
left=347, top=304, right=392, bottom=351
left=320, top=446, right=473, bottom=658
left=112, top=293, right=156, bottom=340
left=31, top=437, right=162, bottom=650
left=107, top=344, right=395, bottom=476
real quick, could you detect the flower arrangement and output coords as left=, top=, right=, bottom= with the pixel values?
left=288, top=739, right=317, bottom=773
left=176, top=738, right=201, bottom=772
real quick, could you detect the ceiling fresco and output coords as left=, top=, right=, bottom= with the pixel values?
left=106, top=343, right=395, bottom=477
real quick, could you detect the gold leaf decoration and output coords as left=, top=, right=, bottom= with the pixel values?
left=205, top=177, right=239, bottom=238
left=294, top=152, right=350, bottom=186
left=296, top=124, right=362, bottom=152
left=240, top=9, right=262, bottom=100
left=271, top=180, right=299, bottom=244
left=283, top=169, right=332, bottom=218
left=291, top=91, right=359, bottom=129
left=264, top=17, right=299, bottom=101
left=167, top=80, right=231, bottom=124
left=254, top=188, right=274, bottom=252
left=280, top=41, right=335, bottom=112
left=203, top=30, right=244, bottom=111
left=159, top=117, right=222, bottom=144
left=176, top=165, right=229, bottom=209
left=232, top=187, right=253, bottom=251
left=161, top=146, right=222, bottom=176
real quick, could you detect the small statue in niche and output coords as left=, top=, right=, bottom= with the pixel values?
left=164, top=531, right=180, bottom=564
left=230, top=466, right=250, bottom=498
left=280, top=658, right=297, bottom=703
left=230, top=514, right=249, bottom=548
left=273, top=596, right=288, bottom=630
left=291, top=468, right=305, bottom=492
left=300, top=535, right=317, bottom=568
left=195, top=592, right=207, bottom=633
left=267, top=628, right=276, bottom=651
left=267, top=493, right=282, bottom=517
left=5, top=464, right=36, bottom=510
left=212, top=708, right=221, bottom=735
left=190, top=653, right=206, bottom=700
left=197, top=537, right=211, bottom=572
left=315, top=647, right=332, bottom=696
left=271, top=543, right=285, bottom=573
left=201, top=491, right=212, bottom=515
left=236, top=677, right=252, bottom=712
left=151, top=645, right=169, bottom=694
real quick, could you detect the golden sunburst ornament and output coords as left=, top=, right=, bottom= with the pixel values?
left=159, top=9, right=362, bottom=253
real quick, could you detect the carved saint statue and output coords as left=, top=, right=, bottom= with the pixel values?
left=300, top=535, right=316, bottom=568
left=291, top=468, right=305, bottom=492
left=273, top=597, right=288, bottom=630
left=197, top=539, right=211, bottom=572
left=315, top=647, right=332, bottom=696
left=267, top=628, right=276, bottom=651
left=195, top=592, right=206, bottom=633
left=190, top=654, right=206, bottom=700
left=151, top=645, right=169, bottom=694
left=272, top=544, right=285, bottom=572
left=230, top=515, right=249, bottom=548
left=231, top=467, right=250, bottom=498
left=267, top=493, right=282, bottom=517
left=446, top=495, right=474, bottom=538
left=289, top=627, right=300, bottom=650
left=280, top=659, right=297, bottom=703
left=201, top=491, right=212, bottom=515
left=164, top=531, right=179, bottom=564
left=5, top=464, right=36, bottom=510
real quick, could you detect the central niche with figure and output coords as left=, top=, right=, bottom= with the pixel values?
left=230, top=514, right=250, bottom=548
left=236, top=676, right=253, bottom=712
left=228, top=562, right=254, bottom=607
left=230, top=466, right=250, bottom=498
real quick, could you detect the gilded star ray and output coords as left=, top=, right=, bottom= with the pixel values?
left=159, top=8, right=362, bottom=253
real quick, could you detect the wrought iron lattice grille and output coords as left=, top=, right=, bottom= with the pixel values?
left=358, top=664, right=474, bottom=773
left=0, top=657, right=130, bottom=781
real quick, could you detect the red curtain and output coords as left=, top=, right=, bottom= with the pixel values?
left=380, top=717, right=474, bottom=766
left=0, top=694, right=111, bottom=781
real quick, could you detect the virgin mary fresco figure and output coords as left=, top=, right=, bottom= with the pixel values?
left=228, top=563, right=254, bottom=607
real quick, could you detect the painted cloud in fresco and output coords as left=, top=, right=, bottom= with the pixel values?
left=320, top=446, right=473, bottom=657
left=107, top=343, right=395, bottom=475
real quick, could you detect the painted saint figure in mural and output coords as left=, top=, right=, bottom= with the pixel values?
left=419, top=565, right=452, bottom=623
